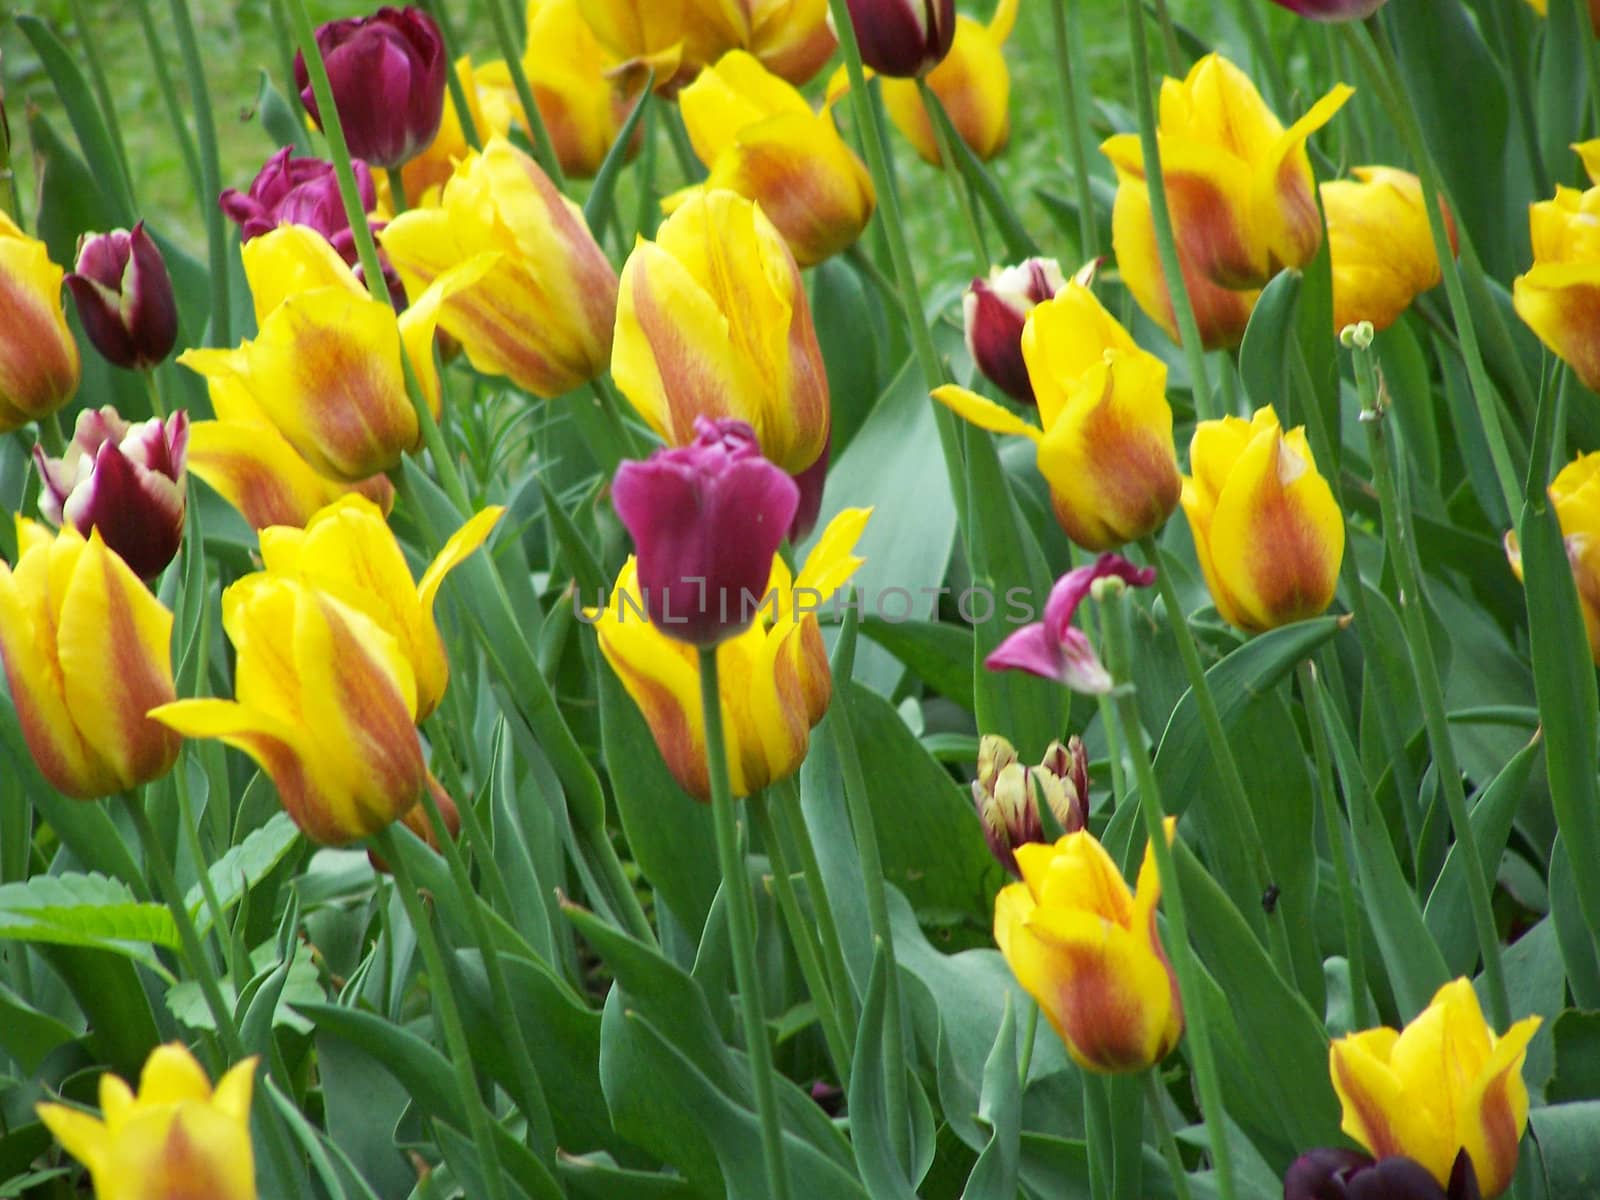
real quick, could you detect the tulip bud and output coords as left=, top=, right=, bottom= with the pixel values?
left=1506, top=450, right=1600, bottom=664
left=1268, top=0, right=1389, bottom=17
left=964, top=258, right=1065, bottom=404
left=1324, top=167, right=1455, bottom=335
left=34, top=407, right=188, bottom=579
left=1037, top=736, right=1089, bottom=833
left=63, top=223, right=179, bottom=371
left=37, top=1043, right=258, bottom=1200
left=611, top=418, right=799, bottom=646
left=985, top=554, right=1155, bottom=692
left=1284, top=1147, right=1481, bottom=1200
left=972, top=734, right=1090, bottom=876
left=295, top=6, right=447, bottom=170
left=842, top=0, right=956, bottom=78
left=370, top=771, right=461, bottom=873
left=220, top=147, right=378, bottom=269
left=1514, top=143, right=1600, bottom=393
left=0, top=212, right=80, bottom=433
left=876, top=0, right=1017, bottom=164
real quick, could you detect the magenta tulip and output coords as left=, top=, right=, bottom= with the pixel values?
left=1267, top=0, right=1390, bottom=20
left=986, top=553, right=1155, bottom=691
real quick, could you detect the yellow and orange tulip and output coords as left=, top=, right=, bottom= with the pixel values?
left=1506, top=450, right=1600, bottom=664
left=1514, top=141, right=1600, bottom=393
left=673, top=51, right=874, bottom=267
left=577, top=0, right=751, bottom=92
left=381, top=137, right=618, bottom=400
left=748, top=0, right=835, bottom=85
left=38, top=1043, right=258, bottom=1200
left=1329, top=979, right=1540, bottom=1199
left=0, top=212, right=80, bottom=432
left=0, top=519, right=179, bottom=800
left=933, top=281, right=1181, bottom=551
left=590, top=507, right=869, bottom=800
left=878, top=0, right=1017, bottom=164
left=1323, top=166, right=1454, bottom=334
left=995, top=819, right=1183, bottom=1074
left=1180, top=405, right=1343, bottom=632
left=613, top=188, right=830, bottom=474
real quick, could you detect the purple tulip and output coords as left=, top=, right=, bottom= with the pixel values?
left=294, top=6, right=446, bottom=170
left=963, top=258, right=1065, bottom=405
left=1284, top=1148, right=1481, bottom=1200
left=843, top=0, right=957, bottom=78
left=612, top=418, right=800, bottom=647
left=63, top=223, right=178, bottom=371
left=220, top=148, right=375, bottom=259
left=985, top=553, right=1155, bottom=692
left=34, top=407, right=188, bottom=579
left=1267, top=0, right=1389, bottom=19
left=788, top=434, right=831, bottom=544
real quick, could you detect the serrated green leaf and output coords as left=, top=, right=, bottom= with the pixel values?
left=187, top=812, right=301, bottom=938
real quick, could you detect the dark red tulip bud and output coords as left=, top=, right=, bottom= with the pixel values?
left=64, top=223, right=178, bottom=371
left=1284, top=1148, right=1481, bottom=1200
left=963, top=258, right=1064, bottom=405
left=843, top=0, right=957, bottom=78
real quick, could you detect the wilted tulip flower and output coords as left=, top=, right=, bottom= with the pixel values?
left=996, top=818, right=1183, bottom=1073
left=592, top=505, right=870, bottom=799
left=1329, top=979, right=1539, bottom=1199
left=0, top=211, right=80, bottom=433
left=1324, top=167, right=1455, bottom=335
left=151, top=573, right=429, bottom=845
left=295, top=6, right=446, bottom=170
left=842, top=0, right=956, bottom=77
left=877, top=0, right=1017, bottom=163
left=381, top=137, right=618, bottom=399
left=613, top=189, right=830, bottom=475
left=0, top=519, right=180, bottom=799
left=35, top=407, right=187, bottom=580
left=673, top=51, right=875, bottom=268
left=1269, top=0, right=1390, bottom=17
left=1101, top=54, right=1351, bottom=348
left=934, top=281, right=1182, bottom=551
left=964, top=257, right=1065, bottom=404
left=37, top=1043, right=258, bottom=1200
left=973, top=734, right=1088, bottom=876
left=1505, top=449, right=1600, bottom=663
left=1285, top=1147, right=1482, bottom=1200
left=1514, top=143, right=1600, bottom=393
left=986, top=554, right=1155, bottom=692
left=1180, top=406, right=1344, bottom=632
left=64, top=223, right=178, bottom=371
left=611, top=418, right=799, bottom=646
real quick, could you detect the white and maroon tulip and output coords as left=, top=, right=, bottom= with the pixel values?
left=64, top=223, right=178, bottom=371
left=963, top=258, right=1065, bottom=405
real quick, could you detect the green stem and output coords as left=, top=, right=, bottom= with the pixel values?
left=172, top=749, right=239, bottom=982
left=142, top=370, right=167, bottom=421
left=1482, top=0, right=1552, bottom=198
left=1144, top=1071, right=1195, bottom=1200
left=1351, top=337, right=1511, bottom=1030
left=485, top=0, right=566, bottom=189
left=917, top=80, right=989, bottom=272
left=664, top=106, right=705, bottom=183
left=699, top=647, right=792, bottom=1200
left=580, top=377, right=645, bottom=472
left=387, top=168, right=409, bottom=214
left=1083, top=1071, right=1113, bottom=1200
left=843, top=244, right=906, bottom=320
left=1051, top=0, right=1100, bottom=259
left=419, top=0, right=483, bottom=152
left=40, top=411, right=67, bottom=459
left=1150, top=0, right=1185, bottom=76
left=165, top=0, right=229, bottom=347
left=132, top=0, right=205, bottom=209
left=372, top=825, right=511, bottom=1200
left=1122, top=0, right=1214, bottom=419
left=772, top=777, right=857, bottom=1030
left=68, top=0, right=137, bottom=210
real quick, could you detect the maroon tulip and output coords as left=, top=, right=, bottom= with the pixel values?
left=294, top=6, right=447, bottom=170
left=1284, top=1148, right=1481, bottom=1200
left=34, top=407, right=188, bottom=579
left=1267, top=0, right=1389, bottom=19
left=611, top=418, right=800, bottom=646
left=843, top=0, right=957, bottom=78
left=220, top=148, right=374, bottom=260
left=964, top=257, right=1065, bottom=405
left=63, top=223, right=178, bottom=371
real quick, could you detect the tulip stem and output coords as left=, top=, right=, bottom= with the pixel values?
left=1482, top=0, right=1552, bottom=198
left=39, top=411, right=66, bottom=460
left=165, top=0, right=229, bottom=348
left=372, top=825, right=512, bottom=1200
left=1097, top=583, right=1236, bottom=1200
left=916, top=80, right=990, bottom=273
left=582, top=377, right=646, bottom=471
left=387, top=168, right=409, bottom=214
left=141, top=369, right=166, bottom=421
left=698, top=646, right=793, bottom=1200
left=1351, top=340, right=1513, bottom=1031
left=1144, top=1070, right=1194, bottom=1200
left=485, top=0, right=566, bottom=190
left=67, top=0, right=137, bottom=215
left=1050, top=0, right=1100, bottom=260
left=1150, top=0, right=1184, bottom=78
left=772, top=776, right=858, bottom=1030
left=132, top=0, right=205, bottom=218
left=1121, top=0, right=1216, bottom=421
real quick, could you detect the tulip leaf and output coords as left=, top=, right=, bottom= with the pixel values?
left=0, top=981, right=78, bottom=1077
left=255, top=67, right=312, bottom=154
left=1376, top=317, right=1442, bottom=494
left=1016, top=1133, right=1093, bottom=1200
left=1529, top=1100, right=1600, bottom=1198
left=922, top=88, right=1040, bottom=262
left=584, top=79, right=654, bottom=242
left=36, top=945, right=163, bottom=1082
left=859, top=617, right=975, bottom=709
left=849, top=941, right=920, bottom=1199
left=1238, top=270, right=1301, bottom=422
left=957, top=993, right=1021, bottom=1200
left=812, top=256, right=885, bottom=456
left=1550, top=836, right=1600, bottom=1009
left=558, top=1154, right=700, bottom=1200
left=1547, top=1009, right=1600, bottom=1103
left=1538, top=0, right=1590, bottom=184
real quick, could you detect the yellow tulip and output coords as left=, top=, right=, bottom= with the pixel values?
left=1323, top=166, right=1455, bottom=334
left=1329, top=979, right=1540, bottom=1199
left=388, top=55, right=513, bottom=209
left=577, top=0, right=751, bottom=93
left=748, top=0, right=835, bottom=85
left=0, top=519, right=179, bottom=800
left=381, top=138, right=617, bottom=401
left=1100, top=54, right=1351, bottom=348
left=1514, top=142, right=1600, bottom=394
left=0, top=211, right=79, bottom=432
left=673, top=51, right=874, bottom=267
left=613, top=188, right=830, bottom=474
left=1180, top=405, right=1344, bottom=632
left=878, top=0, right=1017, bottom=164
left=590, top=507, right=869, bottom=800
left=38, top=1043, right=258, bottom=1200
left=933, top=281, right=1181, bottom=552
left=1505, top=449, right=1600, bottom=664
left=995, top=819, right=1182, bottom=1074
left=150, top=573, right=429, bottom=845
left=257, top=495, right=503, bottom=720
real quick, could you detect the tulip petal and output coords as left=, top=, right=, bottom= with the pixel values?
left=186, top=419, right=394, bottom=531
left=932, top=385, right=1043, bottom=441
left=0, top=231, right=80, bottom=430
left=1514, top=262, right=1600, bottom=394
left=1458, top=1015, right=1540, bottom=1198
left=34, top=1104, right=110, bottom=1177
left=240, top=223, right=367, bottom=324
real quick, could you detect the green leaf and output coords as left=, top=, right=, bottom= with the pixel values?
left=1238, top=270, right=1301, bottom=420
left=0, top=872, right=177, bottom=958
left=186, top=812, right=301, bottom=939
left=1017, top=1133, right=1093, bottom=1200
left=0, top=981, right=78, bottom=1075
left=812, top=257, right=884, bottom=456
left=255, top=68, right=312, bottom=153
left=923, top=91, right=1039, bottom=261
left=1530, top=1101, right=1600, bottom=1197
left=168, top=941, right=322, bottom=1035
left=1548, top=1010, right=1600, bottom=1102
left=1551, top=837, right=1600, bottom=1007
left=38, top=945, right=162, bottom=1081
left=558, top=1154, right=700, bottom=1199
left=859, top=618, right=975, bottom=708
left=585, top=83, right=654, bottom=240
left=959, top=993, right=1021, bottom=1200
left=1537, top=0, right=1589, bottom=177
left=849, top=942, right=919, bottom=1199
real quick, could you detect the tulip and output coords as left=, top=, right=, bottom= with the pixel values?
left=972, top=734, right=1089, bottom=876
left=1323, top=167, right=1455, bottom=335
left=964, top=257, right=1065, bottom=404
left=37, top=1042, right=257, bottom=1200
left=985, top=553, right=1156, bottom=692
left=749, top=0, right=836, bottom=85
left=591, top=506, right=870, bottom=800
left=221, top=147, right=377, bottom=261
left=295, top=6, right=446, bottom=170
left=151, top=573, right=429, bottom=845
left=877, top=0, right=1017, bottom=164
left=1101, top=54, right=1352, bottom=348
left=613, top=188, right=830, bottom=475
left=612, top=418, right=800, bottom=646
left=1180, top=405, right=1344, bottom=632
left=0, top=211, right=80, bottom=433
left=577, top=0, right=751, bottom=93
left=934, top=281, right=1182, bottom=551
left=1514, top=142, right=1600, bottom=393
left=390, top=55, right=513, bottom=208
left=0, top=519, right=180, bottom=799
left=1269, top=0, right=1390, bottom=18
left=35, top=407, right=188, bottom=580
left=1284, top=1148, right=1482, bottom=1200
left=256, top=494, right=503, bottom=720
left=995, top=818, right=1182, bottom=1073
left=1328, top=978, right=1540, bottom=1198
left=842, top=0, right=956, bottom=77
left=380, top=137, right=617, bottom=400
left=788, top=431, right=830, bottom=542
left=672, top=52, right=875, bottom=268
left=64, top=223, right=179, bottom=371
left=1505, top=449, right=1600, bottom=664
